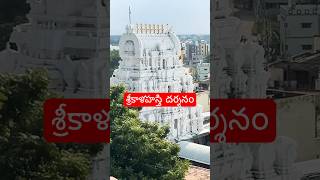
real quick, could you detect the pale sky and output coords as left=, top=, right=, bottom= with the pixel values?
left=110, top=0, right=210, bottom=35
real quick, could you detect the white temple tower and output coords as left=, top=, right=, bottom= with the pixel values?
left=0, top=0, right=108, bottom=98
left=0, top=0, right=109, bottom=179
left=111, top=24, right=204, bottom=141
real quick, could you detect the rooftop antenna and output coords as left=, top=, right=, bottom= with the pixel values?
left=129, top=6, right=132, bottom=24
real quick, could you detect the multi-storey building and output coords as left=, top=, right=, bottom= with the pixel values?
left=198, top=40, right=210, bottom=57
left=184, top=40, right=209, bottom=66
left=196, top=62, right=210, bottom=82
left=185, top=41, right=197, bottom=65
left=253, top=0, right=315, bottom=17
left=279, top=4, right=320, bottom=57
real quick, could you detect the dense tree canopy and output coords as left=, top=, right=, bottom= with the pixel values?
left=110, top=50, right=121, bottom=77
left=110, top=86, right=189, bottom=179
left=0, top=70, right=103, bottom=179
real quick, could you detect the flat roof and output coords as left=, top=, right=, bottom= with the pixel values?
left=268, top=51, right=320, bottom=71
left=178, top=141, right=210, bottom=165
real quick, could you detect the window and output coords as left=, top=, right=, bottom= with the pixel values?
left=174, top=119, right=178, bottom=129
left=163, top=59, right=166, bottom=69
left=284, top=23, right=288, bottom=28
left=301, top=23, right=312, bottom=28
left=124, top=40, right=135, bottom=55
left=215, top=0, right=219, bottom=10
left=302, top=44, right=312, bottom=50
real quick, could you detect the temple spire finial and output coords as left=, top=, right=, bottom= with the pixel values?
left=129, top=6, right=132, bottom=24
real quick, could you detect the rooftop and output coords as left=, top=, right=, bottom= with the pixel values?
left=178, top=141, right=210, bottom=166
left=185, top=165, right=210, bottom=180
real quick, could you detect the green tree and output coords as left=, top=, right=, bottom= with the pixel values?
left=0, top=70, right=103, bottom=179
left=110, top=86, right=190, bottom=179
left=110, top=50, right=121, bottom=76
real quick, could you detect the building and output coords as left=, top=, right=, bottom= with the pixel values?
left=196, top=62, right=210, bottom=82
left=110, top=24, right=205, bottom=141
left=254, top=0, right=288, bottom=17
left=180, top=42, right=187, bottom=63
left=185, top=41, right=197, bottom=65
left=268, top=51, right=320, bottom=90
left=234, top=0, right=254, bottom=10
left=279, top=4, right=320, bottom=57
left=198, top=40, right=210, bottom=58
left=253, top=0, right=316, bottom=17
left=183, top=40, right=209, bottom=66
left=190, top=53, right=203, bottom=65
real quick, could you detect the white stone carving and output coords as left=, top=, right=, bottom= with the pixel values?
left=211, top=1, right=300, bottom=179
left=0, top=1, right=109, bottom=179
left=111, top=24, right=204, bottom=141
left=0, top=0, right=108, bottom=98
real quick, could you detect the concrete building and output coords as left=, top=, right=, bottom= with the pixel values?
left=185, top=41, right=197, bottom=65
left=180, top=42, right=187, bottom=63
left=279, top=4, right=320, bottom=57
left=190, top=53, right=203, bottom=65
left=254, top=0, right=288, bottom=17
left=196, top=62, right=210, bottom=82
left=253, top=0, right=316, bottom=17
left=110, top=23, right=205, bottom=141
left=268, top=51, right=320, bottom=90
left=183, top=40, right=209, bottom=66
left=198, top=40, right=210, bottom=58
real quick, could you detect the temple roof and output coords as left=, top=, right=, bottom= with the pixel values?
left=127, top=24, right=171, bottom=34
left=119, top=23, right=181, bottom=58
